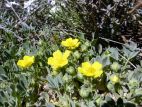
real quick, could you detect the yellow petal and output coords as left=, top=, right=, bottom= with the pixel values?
left=61, top=41, right=67, bottom=46
left=47, top=57, right=54, bottom=65
left=94, top=70, right=103, bottom=78
left=92, top=61, right=102, bottom=70
left=53, top=50, right=62, bottom=58
left=23, top=56, right=35, bottom=63
left=67, top=38, right=73, bottom=42
left=63, top=50, right=71, bottom=58
left=31, top=56, right=35, bottom=62
left=74, top=39, right=79, bottom=44
left=23, top=56, right=30, bottom=60
left=62, top=38, right=72, bottom=46
left=17, top=60, right=24, bottom=67
left=76, top=42, right=80, bottom=47
left=82, top=62, right=91, bottom=68
left=17, top=60, right=28, bottom=68
left=110, top=75, right=119, bottom=84
left=78, top=67, right=84, bottom=73
left=60, top=59, right=68, bottom=66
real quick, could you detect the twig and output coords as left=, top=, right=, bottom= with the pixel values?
left=5, top=0, right=22, bottom=22
left=99, top=37, right=141, bottom=69
left=14, top=0, right=47, bottom=27
left=99, top=37, right=142, bottom=51
left=118, top=53, right=137, bottom=69
left=128, top=0, right=142, bottom=14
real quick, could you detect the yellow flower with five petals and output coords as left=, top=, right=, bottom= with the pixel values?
left=78, top=61, right=103, bottom=78
left=47, top=50, right=71, bottom=70
left=17, top=56, right=35, bottom=68
left=61, top=38, right=80, bottom=49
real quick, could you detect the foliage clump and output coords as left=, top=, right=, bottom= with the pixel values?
left=0, top=0, right=142, bottom=106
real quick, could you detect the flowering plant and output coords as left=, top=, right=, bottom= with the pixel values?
left=61, top=38, right=80, bottom=49
left=36, top=37, right=141, bottom=107
left=17, top=55, right=35, bottom=68
left=1, top=36, right=142, bottom=107
left=47, top=50, right=71, bottom=70
left=78, top=61, right=103, bottom=77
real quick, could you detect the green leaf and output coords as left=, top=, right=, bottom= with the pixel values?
left=123, top=42, right=139, bottom=59
left=123, top=47, right=131, bottom=58
left=102, top=56, right=111, bottom=66
left=47, top=74, right=63, bottom=89
left=109, top=48, right=119, bottom=60
left=135, top=88, right=142, bottom=96
left=129, top=51, right=139, bottom=59
left=70, top=100, right=76, bottom=107
left=98, top=44, right=103, bottom=54
left=0, top=74, right=8, bottom=81
left=86, top=101, right=96, bottom=107
left=0, top=66, right=5, bottom=74
left=125, top=42, right=137, bottom=51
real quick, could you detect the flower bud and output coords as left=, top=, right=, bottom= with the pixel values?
left=38, top=40, right=43, bottom=45
left=62, top=100, right=69, bottom=107
left=110, top=75, right=120, bottom=84
left=66, top=85, right=74, bottom=92
left=63, top=74, right=72, bottom=83
left=37, top=51, right=43, bottom=56
left=129, top=79, right=138, bottom=88
left=79, top=88, right=90, bottom=98
left=96, top=97, right=102, bottom=105
left=66, top=66, right=75, bottom=75
left=73, top=51, right=81, bottom=59
left=107, top=82, right=115, bottom=92
left=77, top=73, right=84, bottom=82
left=84, top=41, right=90, bottom=47
left=111, top=62, right=120, bottom=71
left=51, top=70, right=58, bottom=75
left=84, top=57, right=89, bottom=61
left=81, top=44, right=88, bottom=52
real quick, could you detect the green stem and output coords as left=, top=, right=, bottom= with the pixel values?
left=123, top=57, right=130, bottom=70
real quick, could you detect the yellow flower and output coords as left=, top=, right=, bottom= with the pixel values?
left=78, top=61, right=103, bottom=78
left=61, top=38, right=80, bottom=49
left=47, top=50, right=71, bottom=70
left=17, top=56, right=35, bottom=68
left=110, top=75, right=120, bottom=84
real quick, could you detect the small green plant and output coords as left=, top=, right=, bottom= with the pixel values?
left=35, top=36, right=141, bottom=106
left=0, top=0, right=142, bottom=106
left=0, top=29, right=142, bottom=106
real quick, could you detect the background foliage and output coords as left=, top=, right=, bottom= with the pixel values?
left=0, top=0, right=142, bottom=106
